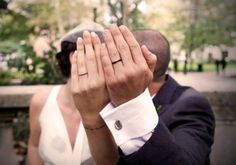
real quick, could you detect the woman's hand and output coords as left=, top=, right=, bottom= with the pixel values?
left=70, top=31, right=109, bottom=127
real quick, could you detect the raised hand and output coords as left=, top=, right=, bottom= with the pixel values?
left=101, top=25, right=156, bottom=107
left=70, top=31, right=109, bottom=127
left=141, top=45, right=157, bottom=73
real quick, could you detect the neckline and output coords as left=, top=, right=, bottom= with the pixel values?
left=54, top=85, right=82, bottom=154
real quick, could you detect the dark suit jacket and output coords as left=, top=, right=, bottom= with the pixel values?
left=118, top=75, right=215, bottom=165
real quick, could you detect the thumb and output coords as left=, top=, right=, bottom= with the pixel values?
left=141, top=45, right=157, bottom=73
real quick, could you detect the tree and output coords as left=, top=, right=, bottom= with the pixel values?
left=182, top=0, right=236, bottom=51
left=0, top=0, right=91, bottom=53
left=180, top=0, right=236, bottom=72
left=107, top=0, right=142, bottom=27
left=0, top=0, right=91, bottom=84
left=0, top=3, right=32, bottom=53
left=10, top=0, right=89, bottom=36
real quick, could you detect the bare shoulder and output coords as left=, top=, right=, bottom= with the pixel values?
left=29, top=86, right=55, bottom=115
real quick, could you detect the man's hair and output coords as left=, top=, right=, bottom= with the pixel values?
left=56, top=22, right=104, bottom=78
left=132, top=29, right=170, bottom=81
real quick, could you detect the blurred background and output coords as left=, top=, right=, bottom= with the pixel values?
left=0, top=0, right=236, bottom=164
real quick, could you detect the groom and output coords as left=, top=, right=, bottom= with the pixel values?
left=71, top=25, right=215, bottom=165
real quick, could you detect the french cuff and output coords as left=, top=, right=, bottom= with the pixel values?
left=100, top=89, right=158, bottom=147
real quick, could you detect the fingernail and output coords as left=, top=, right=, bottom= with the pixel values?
left=83, top=30, right=90, bottom=36
left=110, top=24, right=118, bottom=30
left=77, top=37, right=83, bottom=43
left=142, top=45, right=148, bottom=50
left=73, top=51, right=77, bottom=58
left=119, top=25, right=127, bottom=32
left=91, top=32, right=97, bottom=37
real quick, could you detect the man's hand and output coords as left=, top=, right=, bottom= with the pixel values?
left=101, top=25, right=156, bottom=106
left=70, top=31, right=109, bottom=127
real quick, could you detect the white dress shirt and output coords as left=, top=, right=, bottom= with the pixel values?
left=100, top=89, right=158, bottom=155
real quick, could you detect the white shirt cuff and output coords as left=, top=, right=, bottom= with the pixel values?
left=100, top=89, right=158, bottom=155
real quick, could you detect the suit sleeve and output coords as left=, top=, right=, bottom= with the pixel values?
left=118, top=89, right=215, bottom=165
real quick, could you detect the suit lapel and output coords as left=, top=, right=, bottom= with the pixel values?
left=152, top=75, right=180, bottom=114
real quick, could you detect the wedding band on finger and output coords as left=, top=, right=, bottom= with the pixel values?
left=78, top=72, right=88, bottom=76
left=111, top=59, right=122, bottom=65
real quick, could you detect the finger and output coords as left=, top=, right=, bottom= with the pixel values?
left=91, top=32, right=103, bottom=77
left=109, top=24, right=132, bottom=66
left=71, top=51, right=79, bottom=92
left=100, top=43, right=115, bottom=83
left=141, top=45, right=157, bottom=73
left=119, top=25, right=145, bottom=65
left=76, top=37, right=88, bottom=78
left=83, top=31, right=97, bottom=78
left=103, top=30, right=123, bottom=73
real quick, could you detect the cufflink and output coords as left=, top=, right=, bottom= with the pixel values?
left=114, top=120, right=122, bottom=130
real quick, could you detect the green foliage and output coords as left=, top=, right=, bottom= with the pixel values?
left=22, top=58, right=65, bottom=84
left=0, top=1, right=64, bottom=85
left=168, top=60, right=236, bottom=72
left=107, top=0, right=142, bottom=27
left=156, top=105, right=162, bottom=114
left=0, top=10, right=33, bottom=53
left=0, top=70, right=14, bottom=85
left=12, top=112, right=29, bottom=142
left=130, top=8, right=145, bottom=29
left=12, top=111, right=28, bottom=163
left=5, top=42, right=65, bottom=85
left=181, top=0, right=236, bottom=52
left=20, top=2, right=55, bottom=30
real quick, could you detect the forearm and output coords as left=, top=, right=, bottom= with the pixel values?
left=83, top=115, right=119, bottom=165
left=27, top=146, right=43, bottom=165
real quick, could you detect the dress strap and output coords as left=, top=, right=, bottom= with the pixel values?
left=47, top=85, right=61, bottom=102
left=39, top=85, right=62, bottom=119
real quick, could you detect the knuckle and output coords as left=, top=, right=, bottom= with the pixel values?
left=129, top=43, right=139, bottom=49
left=117, top=43, right=128, bottom=53
left=89, top=80, right=101, bottom=91
left=139, top=64, right=149, bottom=74
left=149, top=72, right=153, bottom=81
left=112, top=30, right=120, bottom=37
left=86, top=53, right=95, bottom=61
left=77, top=45, right=84, bottom=51
left=77, top=59, right=85, bottom=67
left=88, top=80, right=96, bottom=88
left=71, top=87, right=77, bottom=94
left=107, top=76, right=126, bottom=87
left=84, top=40, right=91, bottom=46
left=117, top=74, right=127, bottom=84
left=125, top=70, right=135, bottom=81
left=78, top=86, right=88, bottom=94
left=110, top=50, right=119, bottom=57
left=107, top=78, right=116, bottom=87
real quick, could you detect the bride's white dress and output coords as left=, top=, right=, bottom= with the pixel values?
left=38, top=86, right=93, bottom=165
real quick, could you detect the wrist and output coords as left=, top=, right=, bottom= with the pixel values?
left=81, top=114, right=105, bottom=129
left=84, top=123, right=106, bottom=130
